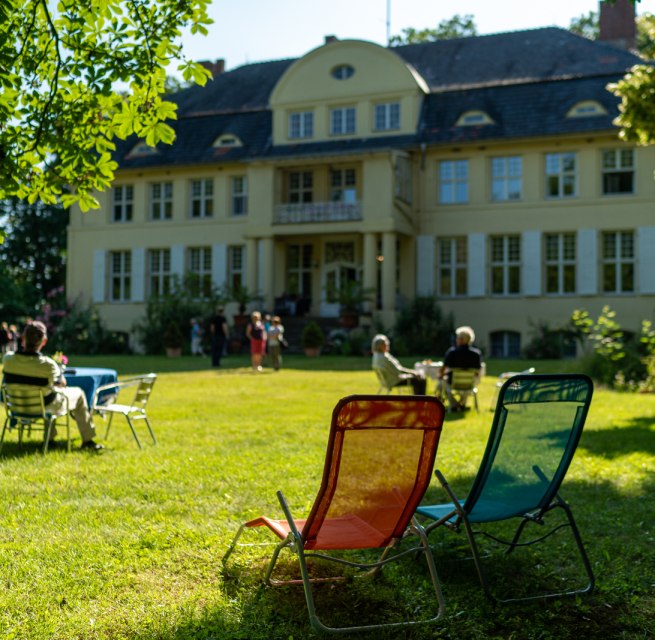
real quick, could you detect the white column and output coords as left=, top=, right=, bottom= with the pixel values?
left=638, top=227, right=655, bottom=294
left=416, top=235, right=435, bottom=296
left=382, top=232, right=396, bottom=312
left=577, top=229, right=598, bottom=295
left=92, top=250, right=106, bottom=303
left=259, top=237, right=274, bottom=309
left=467, top=233, right=486, bottom=297
left=363, top=232, right=377, bottom=312
left=522, top=231, right=541, bottom=296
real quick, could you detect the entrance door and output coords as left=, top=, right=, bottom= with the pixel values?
left=321, top=263, right=358, bottom=317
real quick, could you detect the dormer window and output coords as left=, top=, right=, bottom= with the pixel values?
left=213, top=134, right=243, bottom=148
left=566, top=101, right=607, bottom=118
left=126, top=141, right=159, bottom=158
left=331, top=64, right=354, bottom=80
left=456, top=110, right=494, bottom=127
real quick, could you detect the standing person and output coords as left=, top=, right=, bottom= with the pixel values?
left=2, top=321, right=103, bottom=450
left=245, top=311, right=267, bottom=371
left=190, top=318, right=203, bottom=356
left=371, top=334, right=426, bottom=395
left=209, top=307, right=229, bottom=367
left=8, top=324, right=18, bottom=352
left=267, top=316, right=285, bottom=371
left=439, top=326, right=482, bottom=411
left=0, top=322, right=9, bottom=355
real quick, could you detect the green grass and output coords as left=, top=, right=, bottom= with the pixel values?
left=1, top=355, right=654, bottom=639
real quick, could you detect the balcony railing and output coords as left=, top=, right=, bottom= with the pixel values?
left=274, top=201, right=362, bottom=224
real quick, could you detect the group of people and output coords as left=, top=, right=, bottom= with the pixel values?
left=2, top=321, right=104, bottom=451
left=245, top=311, right=286, bottom=372
left=372, top=325, right=482, bottom=411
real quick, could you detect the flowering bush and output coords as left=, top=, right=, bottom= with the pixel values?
left=52, top=351, right=68, bottom=365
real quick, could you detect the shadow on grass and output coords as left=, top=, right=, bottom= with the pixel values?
left=578, top=416, right=655, bottom=458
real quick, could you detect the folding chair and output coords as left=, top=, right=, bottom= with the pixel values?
left=223, top=394, right=447, bottom=634
left=373, top=368, right=402, bottom=394
left=417, top=374, right=594, bottom=603
left=92, top=373, right=157, bottom=449
left=446, top=368, right=480, bottom=412
left=1, top=384, right=71, bottom=454
left=489, top=366, right=535, bottom=410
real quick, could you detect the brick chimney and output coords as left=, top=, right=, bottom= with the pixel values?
left=199, top=59, right=225, bottom=78
left=598, top=0, right=636, bottom=51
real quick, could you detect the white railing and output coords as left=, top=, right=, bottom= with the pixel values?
left=274, top=201, right=362, bottom=224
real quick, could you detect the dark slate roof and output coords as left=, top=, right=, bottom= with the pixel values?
left=395, top=27, right=642, bottom=91
left=421, top=75, right=622, bottom=144
left=173, top=58, right=294, bottom=116
left=114, top=27, right=644, bottom=169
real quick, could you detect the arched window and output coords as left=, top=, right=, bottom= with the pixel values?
left=490, top=330, right=521, bottom=358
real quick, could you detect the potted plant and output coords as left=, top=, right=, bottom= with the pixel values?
left=164, top=321, right=184, bottom=357
left=334, top=281, right=375, bottom=329
left=301, top=320, right=325, bottom=357
left=229, top=285, right=262, bottom=328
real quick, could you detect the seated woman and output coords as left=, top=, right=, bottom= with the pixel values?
left=371, top=334, right=426, bottom=395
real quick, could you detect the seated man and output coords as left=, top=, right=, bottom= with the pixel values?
left=371, top=334, right=427, bottom=395
left=2, top=321, right=103, bottom=450
left=440, top=326, right=482, bottom=411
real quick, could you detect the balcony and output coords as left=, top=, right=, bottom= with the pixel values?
left=274, top=201, right=362, bottom=224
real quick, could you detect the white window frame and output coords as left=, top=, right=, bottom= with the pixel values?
left=545, top=152, right=577, bottom=198
left=150, top=181, right=173, bottom=220
left=109, top=250, right=131, bottom=302
left=288, top=111, right=314, bottom=139
left=288, top=170, right=313, bottom=203
left=148, top=249, right=171, bottom=297
left=190, top=179, right=214, bottom=218
left=112, top=185, right=133, bottom=223
left=374, top=102, right=400, bottom=131
left=438, top=159, right=469, bottom=204
left=227, top=246, right=244, bottom=290
left=602, top=149, right=635, bottom=195
left=438, top=237, right=467, bottom=297
left=330, top=168, right=357, bottom=203
left=231, top=176, right=248, bottom=216
left=490, top=235, right=521, bottom=295
left=602, top=230, right=635, bottom=293
left=491, top=156, right=522, bottom=201
left=188, top=247, right=213, bottom=299
left=544, top=233, right=576, bottom=295
left=329, top=106, right=356, bottom=135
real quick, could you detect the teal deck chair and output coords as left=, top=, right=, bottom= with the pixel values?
left=223, top=394, right=447, bottom=634
left=417, top=373, right=594, bottom=603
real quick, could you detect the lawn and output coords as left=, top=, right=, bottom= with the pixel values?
left=0, top=355, right=653, bottom=639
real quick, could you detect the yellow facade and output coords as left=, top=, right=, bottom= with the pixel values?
left=67, top=35, right=655, bottom=356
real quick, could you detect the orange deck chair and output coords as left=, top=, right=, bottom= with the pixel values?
left=222, top=394, right=447, bottom=634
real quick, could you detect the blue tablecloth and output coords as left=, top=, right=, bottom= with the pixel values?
left=64, top=367, right=118, bottom=406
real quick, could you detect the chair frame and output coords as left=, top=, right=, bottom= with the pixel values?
left=418, top=373, right=595, bottom=603
left=373, top=367, right=402, bottom=394
left=92, top=373, right=157, bottom=449
left=1, top=383, right=70, bottom=454
left=223, top=394, right=447, bottom=634
left=440, top=367, right=480, bottom=412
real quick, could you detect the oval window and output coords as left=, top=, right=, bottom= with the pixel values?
left=331, top=64, right=355, bottom=80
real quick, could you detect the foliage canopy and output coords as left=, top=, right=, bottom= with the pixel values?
left=0, top=0, right=212, bottom=212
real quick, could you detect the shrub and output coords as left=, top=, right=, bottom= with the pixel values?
left=301, top=321, right=325, bottom=349
left=392, top=296, right=454, bottom=357
left=523, top=320, right=576, bottom=359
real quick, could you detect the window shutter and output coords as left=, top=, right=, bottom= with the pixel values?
left=131, top=248, right=145, bottom=302
left=577, top=229, right=597, bottom=295
left=467, top=233, right=486, bottom=297
left=638, top=227, right=655, bottom=294
left=212, top=243, right=227, bottom=288
left=92, top=250, right=105, bottom=303
left=170, top=244, right=185, bottom=279
left=416, top=235, right=435, bottom=296
left=522, top=231, right=541, bottom=296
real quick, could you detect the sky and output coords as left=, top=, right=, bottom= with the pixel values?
left=178, top=0, right=651, bottom=71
